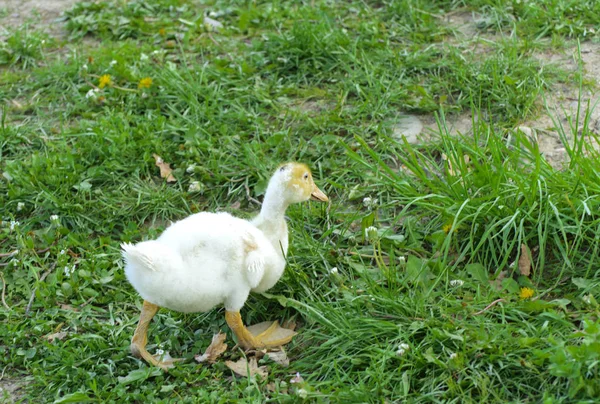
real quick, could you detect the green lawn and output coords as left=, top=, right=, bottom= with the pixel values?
left=1, top=0, right=600, bottom=402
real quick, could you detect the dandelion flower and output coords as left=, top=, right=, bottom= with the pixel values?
left=442, top=223, right=454, bottom=234
left=159, top=28, right=166, bottom=36
left=138, top=77, right=153, bottom=89
left=98, top=74, right=112, bottom=89
left=519, top=287, right=534, bottom=299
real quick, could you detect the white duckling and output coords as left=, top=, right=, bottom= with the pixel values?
left=121, top=162, right=328, bottom=370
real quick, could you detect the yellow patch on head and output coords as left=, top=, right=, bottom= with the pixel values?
left=288, top=163, right=312, bottom=192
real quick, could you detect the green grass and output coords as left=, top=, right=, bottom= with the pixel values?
left=1, top=0, right=600, bottom=402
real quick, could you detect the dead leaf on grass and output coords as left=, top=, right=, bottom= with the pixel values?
left=518, top=244, right=531, bottom=276
left=153, top=154, right=176, bottom=182
left=43, top=331, right=67, bottom=342
left=265, top=349, right=290, bottom=367
left=225, top=357, right=268, bottom=379
left=266, top=381, right=288, bottom=394
left=194, top=332, right=228, bottom=364
left=490, top=270, right=508, bottom=291
left=281, top=320, right=297, bottom=332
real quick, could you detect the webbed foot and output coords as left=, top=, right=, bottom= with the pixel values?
left=226, top=311, right=297, bottom=350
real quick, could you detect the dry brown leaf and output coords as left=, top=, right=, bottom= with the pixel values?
left=265, top=349, right=290, bottom=367
left=281, top=319, right=297, bottom=332
left=44, top=331, right=67, bottom=342
left=518, top=244, right=531, bottom=277
left=153, top=154, right=176, bottom=182
left=266, top=381, right=288, bottom=394
left=225, top=357, right=268, bottom=379
left=195, top=332, right=228, bottom=364
left=490, top=270, right=508, bottom=291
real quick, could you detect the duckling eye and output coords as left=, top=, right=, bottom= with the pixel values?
left=303, top=173, right=309, bottom=180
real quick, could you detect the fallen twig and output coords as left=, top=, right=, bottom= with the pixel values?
left=473, top=298, right=506, bottom=316
left=0, top=250, right=18, bottom=258
left=25, top=266, right=54, bottom=316
left=1, top=273, right=9, bottom=310
left=244, top=183, right=262, bottom=206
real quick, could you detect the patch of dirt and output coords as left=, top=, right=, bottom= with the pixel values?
left=0, top=0, right=80, bottom=39
left=391, top=113, right=474, bottom=144
left=522, top=41, right=600, bottom=168
left=0, top=378, right=28, bottom=403
left=395, top=11, right=600, bottom=169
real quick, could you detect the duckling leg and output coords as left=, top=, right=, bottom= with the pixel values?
left=225, top=311, right=297, bottom=349
left=131, top=300, right=180, bottom=371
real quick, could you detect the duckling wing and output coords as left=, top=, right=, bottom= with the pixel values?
left=243, top=233, right=266, bottom=289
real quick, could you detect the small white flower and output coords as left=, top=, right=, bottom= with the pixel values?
left=140, top=53, right=149, bottom=61
left=9, top=220, right=19, bottom=230
left=364, top=226, right=378, bottom=242
left=362, top=196, right=378, bottom=209
left=188, top=181, right=202, bottom=192
left=60, top=250, right=66, bottom=255
left=396, top=343, right=410, bottom=356
left=449, top=352, right=458, bottom=360
left=82, top=63, right=88, bottom=70
left=156, top=348, right=164, bottom=355
left=63, top=265, right=76, bottom=277
left=50, top=215, right=59, bottom=222
left=186, top=164, right=196, bottom=173
left=297, top=388, right=308, bottom=399
left=329, top=267, right=339, bottom=275
left=17, top=202, right=25, bottom=211
left=85, top=89, right=99, bottom=99
left=109, top=60, right=117, bottom=67
left=398, top=256, right=406, bottom=265
left=450, top=280, right=464, bottom=287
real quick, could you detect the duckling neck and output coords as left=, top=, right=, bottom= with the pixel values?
left=252, top=187, right=289, bottom=254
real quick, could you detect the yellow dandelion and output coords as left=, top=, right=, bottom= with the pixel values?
left=98, top=74, right=112, bottom=89
left=159, top=28, right=166, bottom=36
left=443, top=223, right=458, bottom=234
left=519, top=287, right=535, bottom=299
left=138, top=77, right=153, bottom=89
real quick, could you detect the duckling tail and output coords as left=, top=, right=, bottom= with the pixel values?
left=121, top=242, right=157, bottom=271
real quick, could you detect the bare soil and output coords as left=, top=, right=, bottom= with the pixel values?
left=1, top=0, right=80, bottom=39
left=392, top=11, right=600, bottom=169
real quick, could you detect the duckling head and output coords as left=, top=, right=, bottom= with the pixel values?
left=270, top=162, right=329, bottom=205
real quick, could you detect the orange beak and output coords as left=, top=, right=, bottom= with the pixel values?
left=310, top=185, right=329, bottom=202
